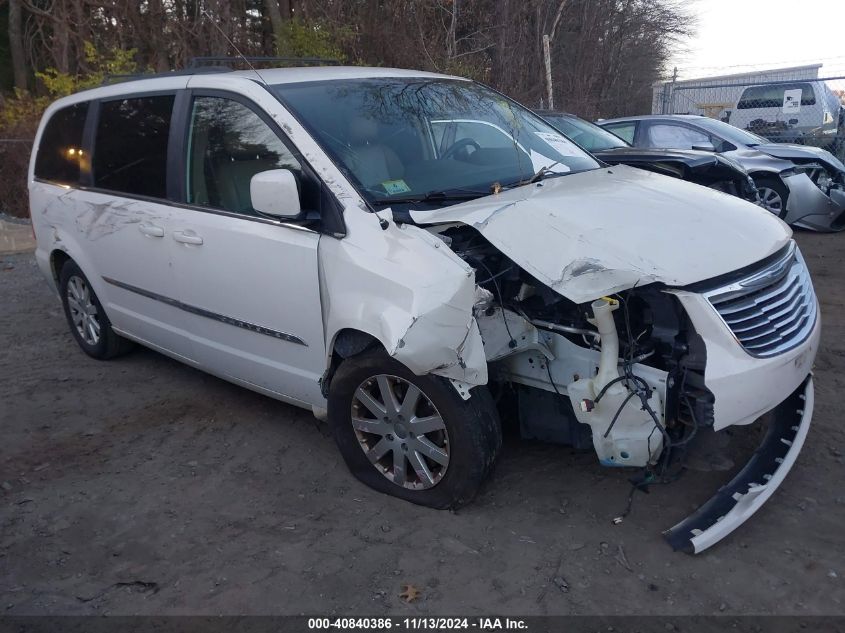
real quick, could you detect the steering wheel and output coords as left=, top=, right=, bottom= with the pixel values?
left=442, top=137, right=481, bottom=160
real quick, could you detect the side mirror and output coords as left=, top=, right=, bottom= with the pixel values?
left=691, top=141, right=716, bottom=152
left=250, top=169, right=301, bottom=218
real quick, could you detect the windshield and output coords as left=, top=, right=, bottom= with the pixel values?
left=541, top=113, right=629, bottom=151
left=692, top=117, right=769, bottom=147
left=272, top=78, right=600, bottom=206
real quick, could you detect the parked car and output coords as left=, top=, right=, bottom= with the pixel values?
left=536, top=110, right=759, bottom=202
left=598, top=114, right=845, bottom=232
left=726, top=80, right=843, bottom=153
left=30, top=65, right=819, bottom=553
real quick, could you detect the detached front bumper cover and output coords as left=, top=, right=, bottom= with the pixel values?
left=664, top=376, right=813, bottom=554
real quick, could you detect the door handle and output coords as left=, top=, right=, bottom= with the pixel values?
left=173, top=230, right=204, bottom=246
left=138, top=223, right=165, bottom=238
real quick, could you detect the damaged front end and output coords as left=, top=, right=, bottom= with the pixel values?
left=419, top=202, right=816, bottom=553
left=438, top=224, right=708, bottom=472
left=781, top=160, right=845, bottom=232
left=384, top=167, right=816, bottom=552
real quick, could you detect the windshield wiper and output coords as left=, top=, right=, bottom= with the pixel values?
left=497, top=162, right=575, bottom=191
left=369, top=189, right=486, bottom=207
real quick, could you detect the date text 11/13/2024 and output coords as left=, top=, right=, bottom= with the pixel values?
left=307, top=617, right=529, bottom=630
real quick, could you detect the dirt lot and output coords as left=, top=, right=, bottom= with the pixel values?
left=1, top=231, right=844, bottom=616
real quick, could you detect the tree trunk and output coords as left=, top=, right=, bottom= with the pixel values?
left=149, top=0, right=171, bottom=71
left=8, top=0, right=28, bottom=90
left=264, top=0, right=284, bottom=34
left=279, top=0, right=292, bottom=19
left=447, top=0, right=458, bottom=59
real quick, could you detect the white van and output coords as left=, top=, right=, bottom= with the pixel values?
left=29, top=65, right=819, bottom=553
left=730, top=80, right=843, bottom=150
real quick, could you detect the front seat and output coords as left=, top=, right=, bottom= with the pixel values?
left=347, top=116, right=404, bottom=188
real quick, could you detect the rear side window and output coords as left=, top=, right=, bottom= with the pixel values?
left=93, top=95, right=174, bottom=198
left=646, top=123, right=711, bottom=149
left=34, top=103, right=89, bottom=185
left=737, top=83, right=816, bottom=109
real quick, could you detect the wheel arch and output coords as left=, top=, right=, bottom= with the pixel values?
left=322, top=326, right=387, bottom=397
left=748, top=169, right=785, bottom=181
left=49, top=249, right=72, bottom=288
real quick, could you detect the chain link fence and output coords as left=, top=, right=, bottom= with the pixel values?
left=655, top=71, right=845, bottom=161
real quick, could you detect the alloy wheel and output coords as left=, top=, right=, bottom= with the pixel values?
left=66, top=275, right=101, bottom=346
left=758, top=186, right=784, bottom=214
left=350, top=374, right=449, bottom=490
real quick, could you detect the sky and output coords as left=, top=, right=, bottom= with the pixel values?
left=672, top=0, right=845, bottom=88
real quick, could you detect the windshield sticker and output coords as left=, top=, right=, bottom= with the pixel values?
left=536, top=132, right=584, bottom=157
left=382, top=179, right=412, bottom=195
left=782, top=89, right=802, bottom=114
left=529, top=149, right=571, bottom=174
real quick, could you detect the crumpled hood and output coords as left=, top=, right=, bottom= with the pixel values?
left=410, top=166, right=791, bottom=304
left=755, top=143, right=845, bottom=174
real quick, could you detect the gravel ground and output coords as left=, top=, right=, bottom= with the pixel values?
left=1, top=231, right=843, bottom=616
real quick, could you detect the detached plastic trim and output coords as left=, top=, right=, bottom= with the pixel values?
left=664, top=375, right=813, bottom=554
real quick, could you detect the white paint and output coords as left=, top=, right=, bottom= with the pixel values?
left=412, top=165, right=792, bottom=304
left=666, top=288, right=820, bottom=430
left=250, top=169, right=301, bottom=217
left=319, top=209, right=488, bottom=387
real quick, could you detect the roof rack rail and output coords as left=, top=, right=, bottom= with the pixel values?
left=188, top=56, right=342, bottom=68
left=101, top=65, right=233, bottom=86
left=98, top=57, right=340, bottom=86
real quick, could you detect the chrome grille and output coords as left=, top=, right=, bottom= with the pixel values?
left=704, top=243, right=818, bottom=358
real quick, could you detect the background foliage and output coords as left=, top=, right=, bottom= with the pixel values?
left=0, top=0, right=692, bottom=217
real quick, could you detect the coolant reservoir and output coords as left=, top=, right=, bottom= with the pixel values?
left=567, top=298, right=664, bottom=467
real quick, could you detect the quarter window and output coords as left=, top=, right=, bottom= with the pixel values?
left=603, top=122, right=636, bottom=144
left=34, top=103, right=89, bottom=185
left=93, top=95, right=174, bottom=198
left=186, top=96, right=302, bottom=215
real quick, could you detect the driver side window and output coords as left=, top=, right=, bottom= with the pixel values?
left=186, top=96, right=303, bottom=216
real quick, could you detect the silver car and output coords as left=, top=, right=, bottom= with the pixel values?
left=599, top=114, right=845, bottom=232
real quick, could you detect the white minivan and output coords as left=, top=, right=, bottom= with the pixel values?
left=29, top=65, right=819, bottom=553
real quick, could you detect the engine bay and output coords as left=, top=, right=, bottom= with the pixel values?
left=433, top=223, right=715, bottom=470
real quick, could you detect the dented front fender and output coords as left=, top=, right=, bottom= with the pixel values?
left=319, top=208, right=488, bottom=386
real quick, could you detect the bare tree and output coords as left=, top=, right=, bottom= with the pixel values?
left=8, top=0, right=28, bottom=89
left=3, top=0, right=692, bottom=117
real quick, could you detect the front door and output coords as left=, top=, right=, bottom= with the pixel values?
left=170, top=93, right=327, bottom=406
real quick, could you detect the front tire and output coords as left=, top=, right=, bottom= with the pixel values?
left=756, top=177, right=790, bottom=220
left=328, top=349, right=501, bottom=509
left=59, top=260, right=133, bottom=359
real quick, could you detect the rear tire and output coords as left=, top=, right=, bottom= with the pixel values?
left=328, top=348, right=501, bottom=509
left=59, top=260, right=133, bottom=360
